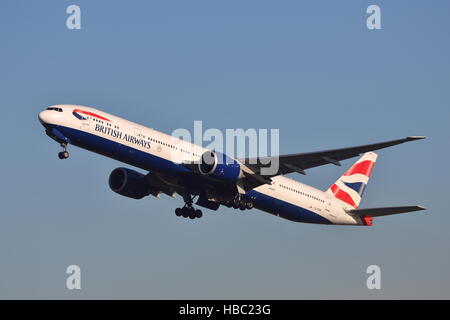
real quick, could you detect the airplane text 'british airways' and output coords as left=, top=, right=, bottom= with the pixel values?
left=94, top=124, right=151, bottom=149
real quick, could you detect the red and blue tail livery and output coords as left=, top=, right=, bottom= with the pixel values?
left=327, top=152, right=377, bottom=209
left=39, top=104, right=426, bottom=226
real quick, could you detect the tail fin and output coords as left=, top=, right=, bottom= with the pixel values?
left=326, top=152, right=377, bottom=208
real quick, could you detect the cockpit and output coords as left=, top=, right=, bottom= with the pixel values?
left=46, top=107, right=63, bottom=112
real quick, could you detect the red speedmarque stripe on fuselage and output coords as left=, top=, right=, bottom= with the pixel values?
left=73, top=109, right=111, bottom=121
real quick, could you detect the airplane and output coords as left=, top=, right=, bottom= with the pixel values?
left=38, top=105, right=426, bottom=226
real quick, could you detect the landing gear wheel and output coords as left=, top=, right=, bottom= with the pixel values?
left=181, top=207, right=190, bottom=218
left=232, top=195, right=254, bottom=211
left=58, top=151, right=69, bottom=159
left=195, top=209, right=202, bottom=218
left=186, top=207, right=195, bottom=219
left=58, top=143, right=69, bottom=159
left=175, top=208, right=182, bottom=216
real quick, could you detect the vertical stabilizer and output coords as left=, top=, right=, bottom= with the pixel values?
left=326, top=152, right=377, bottom=208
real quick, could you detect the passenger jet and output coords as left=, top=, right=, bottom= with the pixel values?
left=38, top=105, right=426, bottom=226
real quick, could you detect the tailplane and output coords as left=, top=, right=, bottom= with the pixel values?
left=346, top=206, right=426, bottom=217
left=346, top=205, right=426, bottom=226
left=326, top=152, right=377, bottom=208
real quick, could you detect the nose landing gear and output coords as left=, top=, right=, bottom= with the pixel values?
left=58, top=143, right=69, bottom=159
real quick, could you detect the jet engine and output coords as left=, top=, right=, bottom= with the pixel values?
left=108, top=167, right=150, bottom=199
left=198, top=151, right=243, bottom=181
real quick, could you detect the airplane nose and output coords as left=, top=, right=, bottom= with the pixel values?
left=38, top=110, right=50, bottom=124
left=38, top=110, right=58, bottom=126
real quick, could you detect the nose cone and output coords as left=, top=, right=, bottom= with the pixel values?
left=38, top=110, right=52, bottom=125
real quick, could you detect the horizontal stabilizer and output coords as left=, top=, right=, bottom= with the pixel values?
left=347, top=206, right=426, bottom=217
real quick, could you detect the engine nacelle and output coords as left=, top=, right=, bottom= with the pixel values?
left=108, top=167, right=150, bottom=199
left=198, top=151, right=242, bottom=181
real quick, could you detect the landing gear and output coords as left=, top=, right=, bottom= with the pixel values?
left=58, top=143, right=69, bottom=160
left=174, top=206, right=203, bottom=219
left=58, top=151, right=69, bottom=159
left=231, top=195, right=253, bottom=211
left=175, top=195, right=203, bottom=219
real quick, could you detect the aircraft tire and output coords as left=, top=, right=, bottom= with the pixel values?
left=182, top=208, right=190, bottom=218
left=58, top=151, right=69, bottom=159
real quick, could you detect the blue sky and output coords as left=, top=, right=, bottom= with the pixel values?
left=1, top=0, right=449, bottom=299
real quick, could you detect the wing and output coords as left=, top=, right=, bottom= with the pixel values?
left=145, top=171, right=177, bottom=198
left=240, top=136, right=425, bottom=177
left=346, top=205, right=426, bottom=217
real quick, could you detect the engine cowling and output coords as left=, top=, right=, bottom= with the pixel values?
left=198, top=151, right=242, bottom=181
left=109, top=167, right=150, bottom=199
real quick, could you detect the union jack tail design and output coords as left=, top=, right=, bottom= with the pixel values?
left=326, top=152, right=377, bottom=209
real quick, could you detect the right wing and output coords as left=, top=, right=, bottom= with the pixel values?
left=145, top=171, right=177, bottom=198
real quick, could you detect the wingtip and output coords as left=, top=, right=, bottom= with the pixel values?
left=406, top=136, right=427, bottom=141
left=417, top=205, right=427, bottom=211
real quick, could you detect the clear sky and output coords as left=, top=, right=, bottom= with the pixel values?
left=1, top=0, right=449, bottom=299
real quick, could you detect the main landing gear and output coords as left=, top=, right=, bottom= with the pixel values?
left=175, top=195, right=203, bottom=219
left=58, top=143, right=69, bottom=160
left=174, top=194, right=253, bottom=219
left=230, top=195, right=253, bottom=211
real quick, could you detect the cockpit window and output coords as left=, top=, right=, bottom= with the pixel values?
left=46, top=107, right=63, bottom=112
